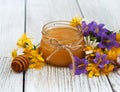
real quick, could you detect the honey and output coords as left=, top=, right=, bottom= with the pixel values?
left=40, top=21, right=85, bottom=67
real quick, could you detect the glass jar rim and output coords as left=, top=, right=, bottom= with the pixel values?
left=42, top=20, right=77, bottom=35
left=41, top=21, right=83, bottom=45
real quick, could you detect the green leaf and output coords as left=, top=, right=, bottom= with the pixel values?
left=90, top=35, right=96, bottom=41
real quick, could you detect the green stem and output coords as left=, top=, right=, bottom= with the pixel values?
left=36, top=43, right=40, bottom=48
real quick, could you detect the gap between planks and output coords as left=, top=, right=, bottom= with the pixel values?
left=0, top=57, right=23, bottom=92
left=23, top=0, right=27, bottom=92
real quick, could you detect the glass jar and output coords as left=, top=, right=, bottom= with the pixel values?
left=40, top=21, right=85, bottom=67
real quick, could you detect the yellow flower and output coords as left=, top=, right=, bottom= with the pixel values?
left=107, top=50, right=117, bottom=60
left=23, top=45, right=33, bottom=55
left=113, top=47, right=120, bottom=56
left=84, top=46, right=93, bottom=51
left=29, top=49, right=45, bottom=69
left=94, top=48, right=104, bottom=54
left=29, top=61, right=44, bottom=69
left=84, top=46, right=94, bottom=55
left=29, top=50, right=44, bottom=61
left=86, top=63, right=100, bottom=78
left=116, top=33, right=120, bottom=41
left=12, top=33, right=45, bottom=69
left=70, top=16, right=82, bottom=27
left=101, top=64, right=114, bottom=75
left=17, top=34, right=32, bottom=48
left=12, top=49, right=17, bottom=58
left=107, top=47, right=120, bottom=60
left=37, top=54, right=44, bottom=62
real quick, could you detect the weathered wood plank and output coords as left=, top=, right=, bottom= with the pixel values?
left=0, top=0, right=25, bottom=57
left=25, top=0, right=113, bottom=92
left=26, top=66, right=89, bottom=92
left=25, top=66, right=112, bottom=92
left=78, top=0, right=120, bottom=30
left=26, top=0, right=82, bottom=44
left=78, top=0, right=120, bottom=91
left=0, top=0, right=25, bottom=92
left=108, top=72, right=120, bottom=92
left=87, top=75, right=112, bottom=92
left=0, top=57, right=23, bottom=92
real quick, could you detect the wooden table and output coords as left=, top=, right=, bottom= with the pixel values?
left=0, top=0, right=120, bottom=92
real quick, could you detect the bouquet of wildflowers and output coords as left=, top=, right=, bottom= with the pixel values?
left=69, top=17, right=120, bottom=77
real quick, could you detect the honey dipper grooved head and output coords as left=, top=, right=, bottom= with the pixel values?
left=11, top=55, right=29, bottom=73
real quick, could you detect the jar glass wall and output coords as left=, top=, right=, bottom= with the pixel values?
left=40, top=21, right=85, bottom=67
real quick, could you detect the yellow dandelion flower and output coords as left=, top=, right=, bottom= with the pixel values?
left=86, top=63, right=100, bottom=78
left=12, top=49, right=17, bottom=58
left=70, top=16, right=82, bottom=27
left=17, top=34, right=32, bottom=48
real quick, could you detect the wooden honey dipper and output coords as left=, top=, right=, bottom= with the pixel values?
left=11, top=55, right=29, bottom=73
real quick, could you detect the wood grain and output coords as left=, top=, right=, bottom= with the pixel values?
left=78, top=0, right=120, bottom=91
left=25, top=65, right=113, bottom=92
left=0, top=57, right=23, bottom=92
left=26, top=66, right=90, bottom=92
left=26, top=0, right=82, bottom=44
left=0, top=0, right=25, bottom=57
left=108, top=72, right=120, bottom=92
left=0, top=0, right=25, bottom=92
left=78, top=0, right=120, bottom=30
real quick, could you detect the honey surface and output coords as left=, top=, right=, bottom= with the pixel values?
left=47, top=27, right=80, bottom=44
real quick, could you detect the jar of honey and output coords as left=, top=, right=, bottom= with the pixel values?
left=40, top=21, right=85, bottom=67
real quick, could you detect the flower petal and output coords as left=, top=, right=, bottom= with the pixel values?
left=88, top=71, right=94, bottom=78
